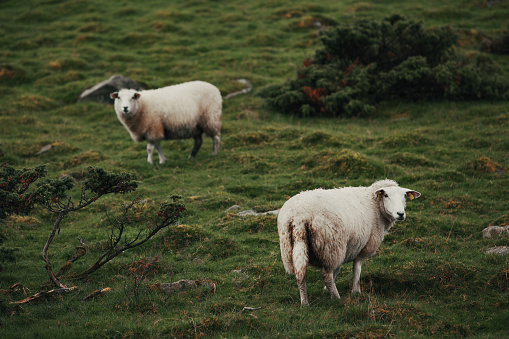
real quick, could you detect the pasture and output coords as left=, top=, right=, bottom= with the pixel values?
left=1, top=0, right=508, bottom=337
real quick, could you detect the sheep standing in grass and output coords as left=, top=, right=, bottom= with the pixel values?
left=110, top=81, right=222, bottom=164
left=277, top=179, right=421, bottom=306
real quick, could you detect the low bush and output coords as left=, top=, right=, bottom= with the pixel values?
left=260, top=15, right=509, bottom=117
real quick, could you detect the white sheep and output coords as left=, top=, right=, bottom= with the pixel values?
left=110, top=81, right=222, bottom=164
left=277, top=179, right=421, bottom=306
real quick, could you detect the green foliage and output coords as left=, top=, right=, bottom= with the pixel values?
left=481, top=31, right=509, bottom=54
left=157, top=195, right=186, bottom=225
left=126, top=256, right=160, bottom=300
left=0, top=164, right=137, bottom=217
left=0, top=0, right=508, bottom=337
left=260, top=15, right=509, bottom=117
left=74, top=195, right=186, bottom=280
left=82, top=166, right=137, bottom=197
left=0, top=165, right=48, bottom=218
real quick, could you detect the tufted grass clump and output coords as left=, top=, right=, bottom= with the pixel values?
left=61, top=150, right=105, bottom=168
left=290, top=130, right=348, bottom=149
left=48, top=58, right=88, bottom=72
left=462, top=155, right=504, bottom=174
left=388, top=152, right=435, bottom=167
left=304, top=149, right=382, bottom=178
left=380, top=131, right=434, bottom=148
left=12, top=94, right=58, bottom=112
left=0, top=65, right=28, bottom=85
left=196, top=236, right=239, bottom=260
left=160, top=224, right=208, bottom=251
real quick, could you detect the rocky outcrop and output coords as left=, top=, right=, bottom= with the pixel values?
left=483, top=225, right=509, bottom=255
left=77, top=74, right=144, bottom=104
left=482, top=225, right=509, bottom=238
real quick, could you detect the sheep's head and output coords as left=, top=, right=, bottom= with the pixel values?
left=375, top=186, right=421, bottom=222
left=110, top=90, right=141, bottom=117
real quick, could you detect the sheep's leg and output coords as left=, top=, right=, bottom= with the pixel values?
left=322, top=269, right=341, bottom=300
left=292, top=241, right=309, bottom=306
left=351, top=258, right=363, bottom=294
left=212, top=135, right=220, bottom=155
left=190, top=134, right=203, bottom=158
left=333, top=265, right=342, bottom=281
left=153, top=142, right=166, bottom=164
left=146, top=143, right=155, bottom=164
left=324, top=265, right=342, bottom=291
left=296, top=271, right=309, bottom=306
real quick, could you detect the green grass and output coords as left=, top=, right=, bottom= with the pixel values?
left=1, top=0, right=509, bottom=337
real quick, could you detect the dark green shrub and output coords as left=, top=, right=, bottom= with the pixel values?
left=260, top=15, right=509, bottom=117
left=481, top=31, right=509, bottom=54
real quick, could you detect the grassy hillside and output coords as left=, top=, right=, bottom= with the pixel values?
left=1, top=0, right=508, bottom=337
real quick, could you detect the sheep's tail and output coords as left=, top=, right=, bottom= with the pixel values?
left=279, top=218, right=309, bottom=276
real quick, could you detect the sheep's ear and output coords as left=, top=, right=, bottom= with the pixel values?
left=110, top=92, right=119, bottom=99
left=406, top=191, right=421, bottom=200
left=133, top=93, right=141, bottom=100
left=375, top=189, right=385, bottom=199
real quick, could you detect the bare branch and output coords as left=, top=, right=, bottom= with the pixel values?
left=6, top=283, right=27, bottom=298
left=82, top=287, right=111, bottom=301
left=72, top=197, right=184, bottom=281
left=10, top=287, right=77, bottom=304
left=54, top=245, right=86, bottom=277
left=42, top=212, right=68, bottom=288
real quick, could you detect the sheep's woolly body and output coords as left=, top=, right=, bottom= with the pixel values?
left=277, top=179, right=420, bottom=305
left=279, top=186, right=383, bottom=274
left=112, top=81, right=222, bottom=163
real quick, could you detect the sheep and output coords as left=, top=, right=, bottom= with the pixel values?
left=277, top=179, right=421, bottom=306
left=110, top=81, right=222, bottom=164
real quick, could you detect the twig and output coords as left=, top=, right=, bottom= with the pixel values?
left=82, top=287, right=111, bottom=301
left=54, top=245, right=87, bottom=277
left=42, top=212, right=68, bottom=288
left=10, top=286, right=77, bottom=304
left=224, top=79, right=253, bottom=99
left=242, top=307, right=262, bottom=312
left=6, top=283, right=27, bottom=297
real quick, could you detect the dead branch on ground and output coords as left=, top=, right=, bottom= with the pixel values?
left=10, top=286, right=77, bottom=305
left=82, top=287, right=111, bottom=301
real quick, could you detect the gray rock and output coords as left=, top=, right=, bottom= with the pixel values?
left=485, top=246, right=509, bottom=255
left=226, top=205, right=242, bottom=212
left=237, top=209, right=279, bottom=217
left=482, top=225, right=509, bottom=238
left=77, top=74, right=145, bottom=104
